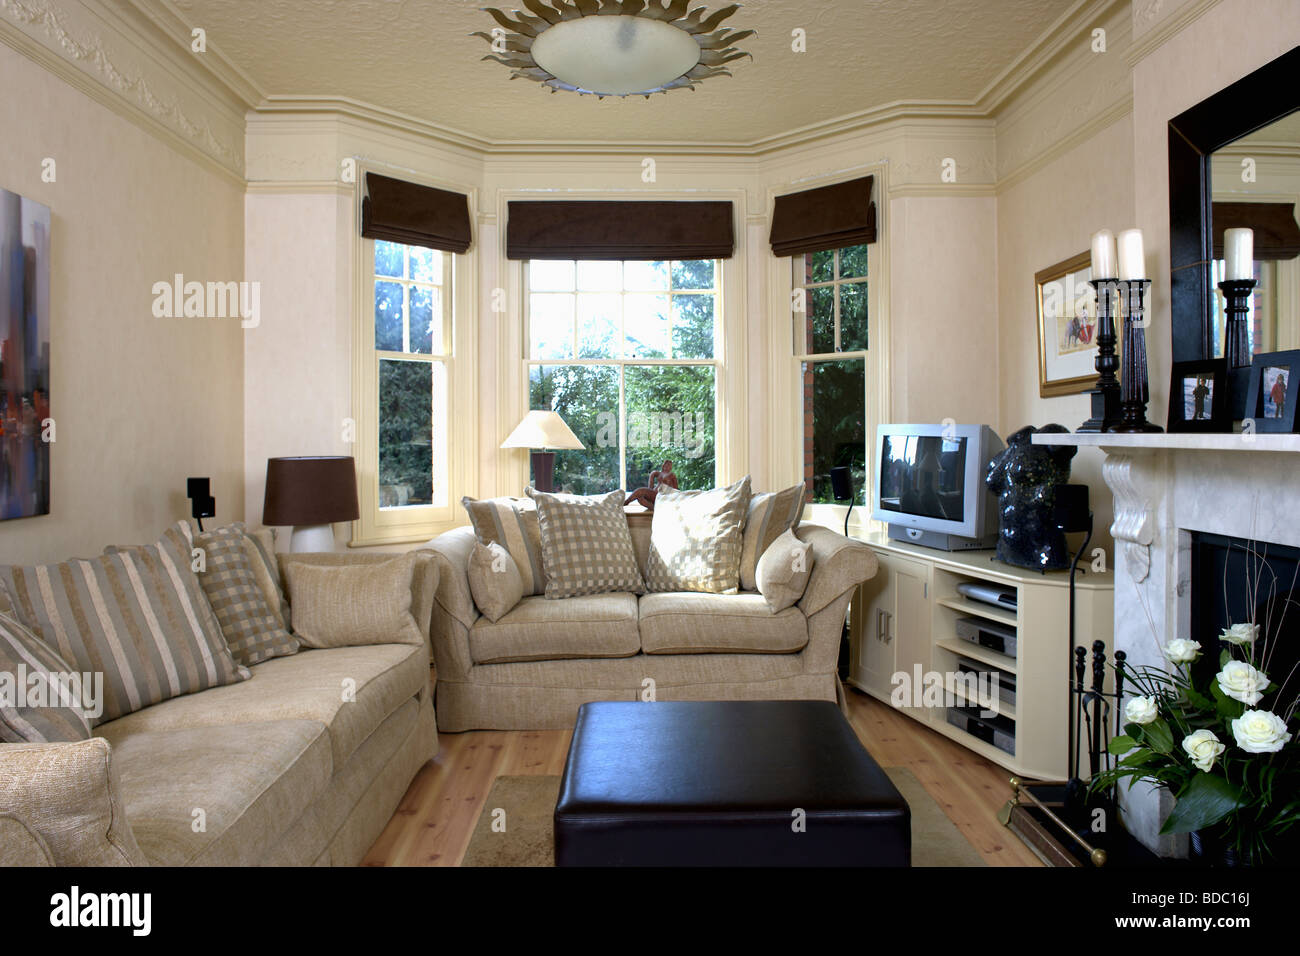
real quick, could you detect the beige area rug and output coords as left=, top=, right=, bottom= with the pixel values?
left=461, top=768, right=986, bottom=867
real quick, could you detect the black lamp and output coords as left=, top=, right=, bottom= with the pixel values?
left=187, top=477, right=215, bottom=532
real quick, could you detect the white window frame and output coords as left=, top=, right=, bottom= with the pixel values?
left=766, top=172, right=890, bottom=513
left=350, top=169, right=477, bottom=546
left=793, top=247, right=871, bottom=511
left=522, top=259, right=723, bottom=491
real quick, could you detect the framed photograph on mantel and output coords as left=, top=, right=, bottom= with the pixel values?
left=1167, top=359, right=1230, bottom=433
left=1246, top=350, right=1300, bottom=433
left=1036, top=251, right=1106, bottom=397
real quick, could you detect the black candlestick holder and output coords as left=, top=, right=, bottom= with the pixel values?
left=1116, top=278, right=1162, bottom=433
left=1077, top=278, right=1122, bottom=433
left=1218, top=278, right=1257, bottom=369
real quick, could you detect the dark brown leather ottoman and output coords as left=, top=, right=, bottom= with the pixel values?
left=553, top=700, right=910, bottom=866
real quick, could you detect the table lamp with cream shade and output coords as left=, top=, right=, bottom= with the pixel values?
left=502, top=410, right=584, bottom=493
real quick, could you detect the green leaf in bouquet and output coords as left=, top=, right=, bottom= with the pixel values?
left=1141, top=718, right=1175, bottom=754
left=1221, top=648, right=1232, bottom=668
left=1160, top=772, right=1245, bottom=834
left=1183, top=685, right=1215, bottom=711
left=1210, top=680, right=1246, bottom=720
left=1109, top=734, right=1137, bottom=755
left=1118, top=748, right=1160, bottom=768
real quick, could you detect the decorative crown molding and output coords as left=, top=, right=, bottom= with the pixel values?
left=1126, top=0, right=1223, bottom=67
left=0, top=0, right=246, bottom=178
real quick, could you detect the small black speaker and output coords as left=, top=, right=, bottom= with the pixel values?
left=830, top=466, right=853, bottom=502
left=1054, top=483, right=1092, bottom=534
left=187, top=477, right=215, bottom=522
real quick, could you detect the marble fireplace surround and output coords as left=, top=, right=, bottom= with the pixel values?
left=1034, top=432, right=1300, bottom=856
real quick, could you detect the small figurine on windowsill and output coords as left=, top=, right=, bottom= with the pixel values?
left=624, top=460, right=677, bottom=511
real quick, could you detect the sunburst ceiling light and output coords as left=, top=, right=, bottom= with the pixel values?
left=474, top=1, right=753, bottom=98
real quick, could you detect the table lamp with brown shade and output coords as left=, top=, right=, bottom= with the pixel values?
left=262, top=456, right=360, bottom=552
left=501, top=410, right=584, bottom=493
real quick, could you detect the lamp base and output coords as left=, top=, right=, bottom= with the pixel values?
left=530, top=451, right=556, bottom=493
left=290, top=524, right=335, bottom=553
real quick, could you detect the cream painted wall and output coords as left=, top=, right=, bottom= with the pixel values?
left=242, top=188, right=353, bottom=543
left=995, top=115, right=1135, bottom=554
left=889, top=195, right=1000, bottom=428
left=0, top=43, right=244, bottom=565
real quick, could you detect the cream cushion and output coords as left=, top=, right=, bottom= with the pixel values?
left=469, top=593, right=640, bottom=664
left=102, top=719, right=333, bottom=866
left=467, top=541, right=524, bottom=623
left=95, top=644, right=429, bottom=771
left=462, top=495, right=548, bottom=595
left=285, top=553, right=423, bottom=648
left=755, top=528, right=815, bottom=613
left=739, top=482, right=806, bottom=591
left=0, top=737, right=147, bottom=865
left=644, top=476, right=751, bottom=594
left=638, top=592, right=808, bottom=655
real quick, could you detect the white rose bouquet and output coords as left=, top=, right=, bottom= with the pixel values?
left=1092, top=621, right=1299, bottom=865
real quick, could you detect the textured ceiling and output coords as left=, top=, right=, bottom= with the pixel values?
left=171, top=0, right=1070, bottom=144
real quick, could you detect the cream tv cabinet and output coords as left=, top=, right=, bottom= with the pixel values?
left=848, top=532, right=1114, bottom=780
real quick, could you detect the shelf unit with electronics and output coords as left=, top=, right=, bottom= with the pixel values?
left=847, top=531, right=1114, bottom=781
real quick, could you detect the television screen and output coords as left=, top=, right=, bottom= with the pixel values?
left=877, top=434, right=969, bottom=523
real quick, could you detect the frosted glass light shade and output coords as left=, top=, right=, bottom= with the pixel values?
left=530, top=16, right=701, bottom=96
left=501, top=410, right=585, bottom=450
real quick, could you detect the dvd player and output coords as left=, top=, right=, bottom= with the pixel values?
left=956, top=581, right=1018, bottom=611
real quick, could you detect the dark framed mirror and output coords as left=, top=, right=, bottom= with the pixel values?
left=1168, top=45, right=1300, bottom=417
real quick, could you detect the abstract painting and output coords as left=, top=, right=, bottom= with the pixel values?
left=1, top=188, right=51, bottom=521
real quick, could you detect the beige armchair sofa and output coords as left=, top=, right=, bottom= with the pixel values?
left=420, top=521, right=878, bottom=731
left=0, top=552, right=438, bottom=867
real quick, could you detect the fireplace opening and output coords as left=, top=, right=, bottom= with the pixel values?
left=1189, top=531, right=1300, bottom=696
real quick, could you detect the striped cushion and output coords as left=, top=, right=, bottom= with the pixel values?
left=462, top=496, right=548, bottom=595
left=645, top=476, right=752, bottom=594
left=193, top=523, right=299, bottom=666
left=529, top=489, right=644, bottom=599
left=739, top=482, right=806, bottom=591
left=243, top=527, right=291, bottom=631
left=0, top=522, right=250, bottom=725
left=0, top=611, right=93, bottom=743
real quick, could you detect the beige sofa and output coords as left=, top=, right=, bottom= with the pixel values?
left=420, top=521, right=877, bottom=731
left=0, top=552, right=438, bottom=867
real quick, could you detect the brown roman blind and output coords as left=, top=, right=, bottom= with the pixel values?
left=506, top=200, right=734, bottom=261
left=1212, top=202, right=1300, bottom=260
left=769, top=176, right=876, bottom=257
left=361, top=172, right=472, bottom=254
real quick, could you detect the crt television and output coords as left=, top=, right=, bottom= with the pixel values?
left=870, top=423, right=1004, bottom=551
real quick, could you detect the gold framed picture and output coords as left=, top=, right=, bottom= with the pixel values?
left=1036, top=251, right=1106, bottom=397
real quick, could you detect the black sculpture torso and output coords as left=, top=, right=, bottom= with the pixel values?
left=984, top=424, right=1078, bottom=571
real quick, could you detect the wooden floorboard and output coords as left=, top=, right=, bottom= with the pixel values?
left=360, top=685, right=1041, bottom=867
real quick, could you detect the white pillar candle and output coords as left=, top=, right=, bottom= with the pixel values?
left=1224, top=227, right=1254, bottom=281
left=1117, top=228, right=1146, bottom=280
left=1090, top=229, right=1117, bottom=279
